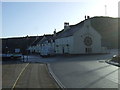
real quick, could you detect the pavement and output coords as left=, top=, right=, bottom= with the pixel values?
left=106, top=59, right=120, bottom=67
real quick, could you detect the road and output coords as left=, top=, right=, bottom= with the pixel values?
left=48, top=50, right=119, bottom=88
left=2, top=60, right=58, bottom=88
left=14, top=63, right=58, bottom=88
left=2, top=49, right=119, bottom=88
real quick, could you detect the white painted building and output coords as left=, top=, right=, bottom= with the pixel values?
left=28, top=36, right=43, bottom=53
left=36, top=35, right=55, bottom=54
left=55, top=18, right=107, bottom=54
left=28, top=17, right=107, bottom=55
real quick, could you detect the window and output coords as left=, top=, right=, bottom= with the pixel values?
left=48, top=40, right=51, bottom=43
left=84, top=36, right=92, bottom=46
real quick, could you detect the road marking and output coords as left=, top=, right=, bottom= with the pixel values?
left=11, top=63, right=29, bottom=90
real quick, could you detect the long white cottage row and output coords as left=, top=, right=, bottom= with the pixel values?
left=28, top=18, right=107, bottom=55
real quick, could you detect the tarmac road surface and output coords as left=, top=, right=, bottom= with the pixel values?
left=2, top=61, right=58, bottom=89
left=48, top=50, right=119, bottom=88
left=49, top=58, right=119, bottom=88
left=2, top=49, right=119, bottom=89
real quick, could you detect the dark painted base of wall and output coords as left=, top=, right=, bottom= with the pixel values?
left=55, top=53, right=110, bottom=56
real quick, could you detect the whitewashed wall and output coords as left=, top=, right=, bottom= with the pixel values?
left=73, top=19, right=102, bottom=54
left=55, top=36, right=74, bottom=54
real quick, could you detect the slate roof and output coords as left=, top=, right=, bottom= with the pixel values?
left=30, top=36, right=43, bottom=46
left=39, top=35, right=54, bottom=44
left=55, top=20, right=84, bottom=39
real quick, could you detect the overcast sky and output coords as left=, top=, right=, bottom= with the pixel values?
left=2, top=0, right=119, bottom=38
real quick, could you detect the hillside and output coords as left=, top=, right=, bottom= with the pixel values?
left=2, top=16, right=119, bottom=54
left=2, top=36, right=43, bottom=54
left=91, top=16, right=119, bottom=48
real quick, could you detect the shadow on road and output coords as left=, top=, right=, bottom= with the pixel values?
left=81, top=64, right=111, bottom=75
left=84, top=69, right=118, bottom=88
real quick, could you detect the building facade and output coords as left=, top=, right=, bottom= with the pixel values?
left=28, top=17, right=107, bottom=55
left=55, top=18, right=106, bottom=54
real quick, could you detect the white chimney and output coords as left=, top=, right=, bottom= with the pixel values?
left=53, top=29, right=56, bottom=37
left=64, top=22, right=70, bottom=31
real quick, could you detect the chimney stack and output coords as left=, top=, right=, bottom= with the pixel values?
left=53, top=29, right=56, bottom=37
left=85, top=15, right=86, bottom=20
left=64, top=22, right=70, bottom=31
left=87, top=16, right=90, bottom=19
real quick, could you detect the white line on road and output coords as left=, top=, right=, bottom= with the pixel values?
left=11, top=63, right=29, bottom=90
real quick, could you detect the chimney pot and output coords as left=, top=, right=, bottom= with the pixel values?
left=64, top=22, right=69, bottom=30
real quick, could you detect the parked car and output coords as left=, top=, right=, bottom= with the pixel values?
left=2, top=53, right=22, bottom=60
